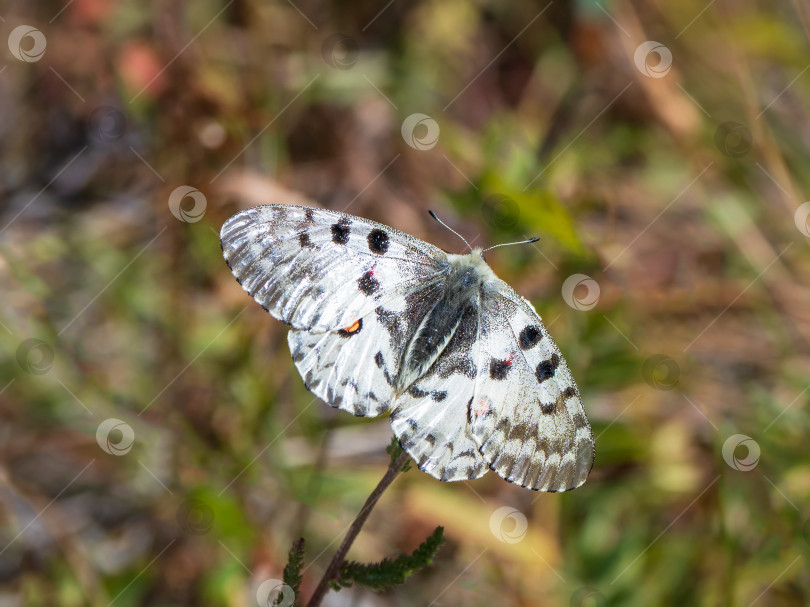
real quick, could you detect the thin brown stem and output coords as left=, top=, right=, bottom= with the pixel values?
left=305, top=450, right=410, bottom=607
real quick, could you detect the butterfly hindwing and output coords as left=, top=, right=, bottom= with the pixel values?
left=285, top=273, right=452, bottom=418
left=288, top=312, right=397, bottom=417
left=389, top=306, right=490, bottom=481
left=468, top=288, right=594, bottom=491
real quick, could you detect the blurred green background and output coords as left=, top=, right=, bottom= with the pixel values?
left=1, top=0, right=809, bottom=605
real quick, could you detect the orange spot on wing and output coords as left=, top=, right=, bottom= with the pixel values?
left=344, top=320, right=361, bottom=333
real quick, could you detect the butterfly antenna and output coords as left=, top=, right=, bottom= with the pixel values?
left=428, top=210, right=473, bottom=252
left=482, top=237, right=541, bottom=253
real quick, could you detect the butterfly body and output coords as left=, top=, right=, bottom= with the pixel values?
left=221, top=204, right=594, bottom=492
left=399, top=252, right=491, bottom=390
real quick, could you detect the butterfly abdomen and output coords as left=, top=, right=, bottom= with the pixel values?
left=396, top=255, right=488, bottom=391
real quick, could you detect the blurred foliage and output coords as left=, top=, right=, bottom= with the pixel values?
left=1, top=0, right=810, bottom=606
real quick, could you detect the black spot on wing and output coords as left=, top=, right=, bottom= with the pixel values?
left=431, top=390, right=447, bottom=402
left=519, top=325, right=542, bottom=349
left=299, top=232, right=313, bottom=248
left=540, top=400, right=557, bottom=415
left=562, top=386, right=577, bottom=400
left=291, top=341, right=305, bottom=362
left=407, top=385, right=429, bottom=398
left=305, top=207, right=315, bottom=222
left=489, top=358, right=511, bottom=380
left=358, top=270, right=380, bottom=295
left=572, top=412, right=588, bottom=427
left=367, top=229, right=390, bottom=254
left=536, top=353, right=560, bottom=384
left=440, top=467, right=457, bottom=481
left=372, top=351, right=395, bottom=385
left=331, top=217, right=351, bottom=244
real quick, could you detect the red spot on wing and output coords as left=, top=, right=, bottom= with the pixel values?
left=472, top=397, right=492, bottom=418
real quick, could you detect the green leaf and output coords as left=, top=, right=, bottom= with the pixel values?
left=332, top=526, right=445, bottom=591
left=280, top=538, right=306, bottom=605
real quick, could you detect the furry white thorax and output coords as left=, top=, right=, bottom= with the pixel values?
left=446, top=249, right=499, bottom=284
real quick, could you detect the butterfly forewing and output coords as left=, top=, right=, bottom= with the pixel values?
left=220, top=205, right=445, bottom=332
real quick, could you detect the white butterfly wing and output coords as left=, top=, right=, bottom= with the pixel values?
left=220, top=205, right=445, bottom=332
left=389, top=305, right=490, bottom=481
left=221, top=205, right=447, bottom=417
left=468, top=288, right=594, bottom=491
left=286, top=286, right=445, bottom=418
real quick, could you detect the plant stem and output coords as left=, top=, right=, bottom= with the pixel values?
left=305, top=450, right=410, bottom=607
